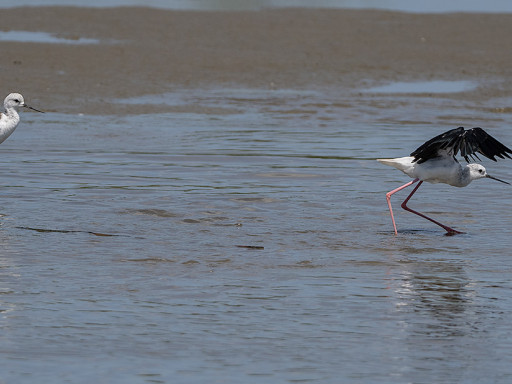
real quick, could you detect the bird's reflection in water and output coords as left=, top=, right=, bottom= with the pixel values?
left=393, top=260, right=477, bottom=338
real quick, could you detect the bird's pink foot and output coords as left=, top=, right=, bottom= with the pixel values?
left=444, top=228, right=465, bottom=236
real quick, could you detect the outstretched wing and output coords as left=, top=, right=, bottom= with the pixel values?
left=411, top=127, right=512, bottom=163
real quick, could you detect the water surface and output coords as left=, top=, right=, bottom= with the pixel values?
left=1, top=86, right=512, bottom=383
left=0, top=31, right=100, bottom=44
left=364, top=80, right=476, bottom=94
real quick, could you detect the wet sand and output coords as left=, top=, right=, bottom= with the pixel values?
left=1, top=7, right=512, bottom=114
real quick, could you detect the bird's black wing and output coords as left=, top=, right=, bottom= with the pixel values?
left=459, top=127, right=512, bottom=162
left=410, top=127, right=464, bottom=163
left=411, top=127, right=512, bottom=163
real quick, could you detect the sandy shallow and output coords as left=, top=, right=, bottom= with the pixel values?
left=1, top=7, right=512, bottom=114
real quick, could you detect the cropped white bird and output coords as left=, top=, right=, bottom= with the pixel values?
left=378, top=127, right=511, bottom=235
left=0, top=93, right=43, bottom=145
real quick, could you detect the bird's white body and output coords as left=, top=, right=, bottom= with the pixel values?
left=0, top=93, right=23, bottom=145
left=377, top=156, right=488, bottom=187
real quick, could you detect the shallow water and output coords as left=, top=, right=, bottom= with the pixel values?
left=364, top=80, right=477, bottom=94
left=0, top=31, right=101, bottom=45
left=2, top=86, right=512, bottom=383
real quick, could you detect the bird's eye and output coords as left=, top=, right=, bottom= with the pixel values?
left=13, top=99, right=19, bottom=103
left=479, top=169, right=484, bottom=174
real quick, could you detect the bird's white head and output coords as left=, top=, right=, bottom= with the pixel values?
left=3, top=93, right=44, bottom=113
left=468, top=163, right=488, bottom=180
left=468, top=163, right=510, bottom=185
left=4, top=93, right=26, bottom=110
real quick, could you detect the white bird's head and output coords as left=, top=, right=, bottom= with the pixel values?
left=4, top=93, right=44, bottom=113
left=468, top=163, right=510, bottom=184
left=4, top=93, right=25, bottom=110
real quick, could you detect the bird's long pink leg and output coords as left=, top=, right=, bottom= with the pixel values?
left=400, top=181, right=463, bottom=235
left=385, top=178, right=419, bottom=235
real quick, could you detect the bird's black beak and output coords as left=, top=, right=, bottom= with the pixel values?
left=23, top=104, right=44, bottom=113
left=487, top=174, right=510, bottom=185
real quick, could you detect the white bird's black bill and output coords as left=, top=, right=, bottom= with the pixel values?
left=24, top=104, right=44, bottom=113
left=487, top=174, right=510, bottom=185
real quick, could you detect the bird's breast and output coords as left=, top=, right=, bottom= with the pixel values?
left=414, top=159, right=462, bottom=186
left=0, top=114, right=20, bottom=144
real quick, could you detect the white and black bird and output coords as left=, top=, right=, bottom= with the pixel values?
left=378, top=126, right=512, bottom=235
left=0, top=93, right=43, bottom=145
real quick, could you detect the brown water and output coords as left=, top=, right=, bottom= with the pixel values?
left=1, top=85, right=512, bottom=383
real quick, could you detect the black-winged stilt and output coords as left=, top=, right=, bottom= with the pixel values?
left=0, top=93, right=43, bottom=145
left=378, top=127, right=511, bottom=235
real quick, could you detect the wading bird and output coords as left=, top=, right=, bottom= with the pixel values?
left=0, top=93, right=44, bottom=145
left=378, top=127, right=512, bottom=235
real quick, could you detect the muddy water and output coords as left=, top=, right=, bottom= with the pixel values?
left=1, top=85, right=512, bottom=383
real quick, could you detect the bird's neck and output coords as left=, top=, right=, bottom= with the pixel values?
left=458, top=165, right=473, bottom=187
left=5, top=106, right=18, bottom=117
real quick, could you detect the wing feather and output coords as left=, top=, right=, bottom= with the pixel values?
left=411, top=127, right=512, bottom=163
left=411, top=127, right=464, bottom=163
